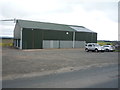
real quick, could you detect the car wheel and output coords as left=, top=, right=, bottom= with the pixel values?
left=85, top=48, right=89, bottom=52
left=106, top=49, right=109, bottom=52
left=95, top=49, right=99, bottom=52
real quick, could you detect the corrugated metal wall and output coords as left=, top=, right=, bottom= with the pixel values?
left=75, top=32, right=97, bottom=43
left=43, top=40, right=59, bottom=48
left=60, top=41, right=73, bottom=48
left=14, top=23, right=21, bottom=39
left=43, top=40, right=85, bottom=49
left=22, top=29, right=43, bottom=49
left=43, top=30, right=73, bottom=40
left=22, top=29, right=96, bottom=49
left=74, top=41, right=86, bottom=48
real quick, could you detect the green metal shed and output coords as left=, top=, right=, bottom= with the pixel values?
left=14, top=19, right=97, bottom=49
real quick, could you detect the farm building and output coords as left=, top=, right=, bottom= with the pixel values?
left=14, top=20, right=97, bottom=49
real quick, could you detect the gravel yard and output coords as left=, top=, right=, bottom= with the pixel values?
left=2, top=47, right=118, bottom=80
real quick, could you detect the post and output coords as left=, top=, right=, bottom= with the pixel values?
left=32, top=29, right=34, bottom=49
left=91, top=32, right=93, bottom=43
left=20, top=28, right=23, bottom=49
left=73, top=31, right=75, bottom=48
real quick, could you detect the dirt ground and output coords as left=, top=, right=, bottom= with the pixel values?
left=2, top=47, right=118, bottom=80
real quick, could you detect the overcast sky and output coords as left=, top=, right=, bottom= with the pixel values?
left=0, top=0, right=119, bottom=41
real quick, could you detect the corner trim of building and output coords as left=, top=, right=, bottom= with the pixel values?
left=20, top=28, right=23, bottom=49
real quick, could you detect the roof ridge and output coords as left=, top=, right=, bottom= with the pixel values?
left=17, top=19, right=66, bottom=26
left=17, top=19, right=85, bottom=27
left=16, top=19, right=75, bottom=32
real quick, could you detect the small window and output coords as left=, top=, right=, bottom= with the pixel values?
left=92, top=44, right=95, bottom=46
left=88, top=45, right=92, bottom=47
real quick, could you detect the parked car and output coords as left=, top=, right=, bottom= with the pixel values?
left=85, top=43, right=105, bottom=52
left=103, top=45, right=115, bottom=52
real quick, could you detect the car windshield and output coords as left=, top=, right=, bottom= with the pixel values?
left=87, top=44, right=100, bottom=47
left=95, top=44, right=100, bottom=46
left=104, top=45, right=109, bottom=47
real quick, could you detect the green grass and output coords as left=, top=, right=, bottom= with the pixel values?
left=0, top=39, right=13, bottom=47
left=0, top=43, right=13, bottom=47
left=97, top=41, right=113, bottom=46
left=114, top=50, right=120, bottom=52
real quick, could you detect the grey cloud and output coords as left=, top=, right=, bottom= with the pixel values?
left=1, top=29, right=13, bottom=37
left=0, top=2, right=29, bottom=19
left=80, top=2, right=118, bottom=22
left=0, top=0, right=118, bottom=40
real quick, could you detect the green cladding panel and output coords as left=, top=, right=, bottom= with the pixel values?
left=92, top=33, right=97, bottom=43
left=75, top=32, right=87, bottom=41
left=22, top=28, right=43, bottom=49
left=75, top=32, right=97, bottom=43
left=43, top=30, right=73, bottom=40
left=22, top=29, right=33, bottom=49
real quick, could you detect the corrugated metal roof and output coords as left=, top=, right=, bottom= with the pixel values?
left=69, top=26, right=95, bottom=32
left=17, top=19, right=96, bottom=33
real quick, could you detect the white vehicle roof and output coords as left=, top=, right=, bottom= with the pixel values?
left=86, top=43, right=99, bottom=45
left=103, top=45, right=112, bottom=46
